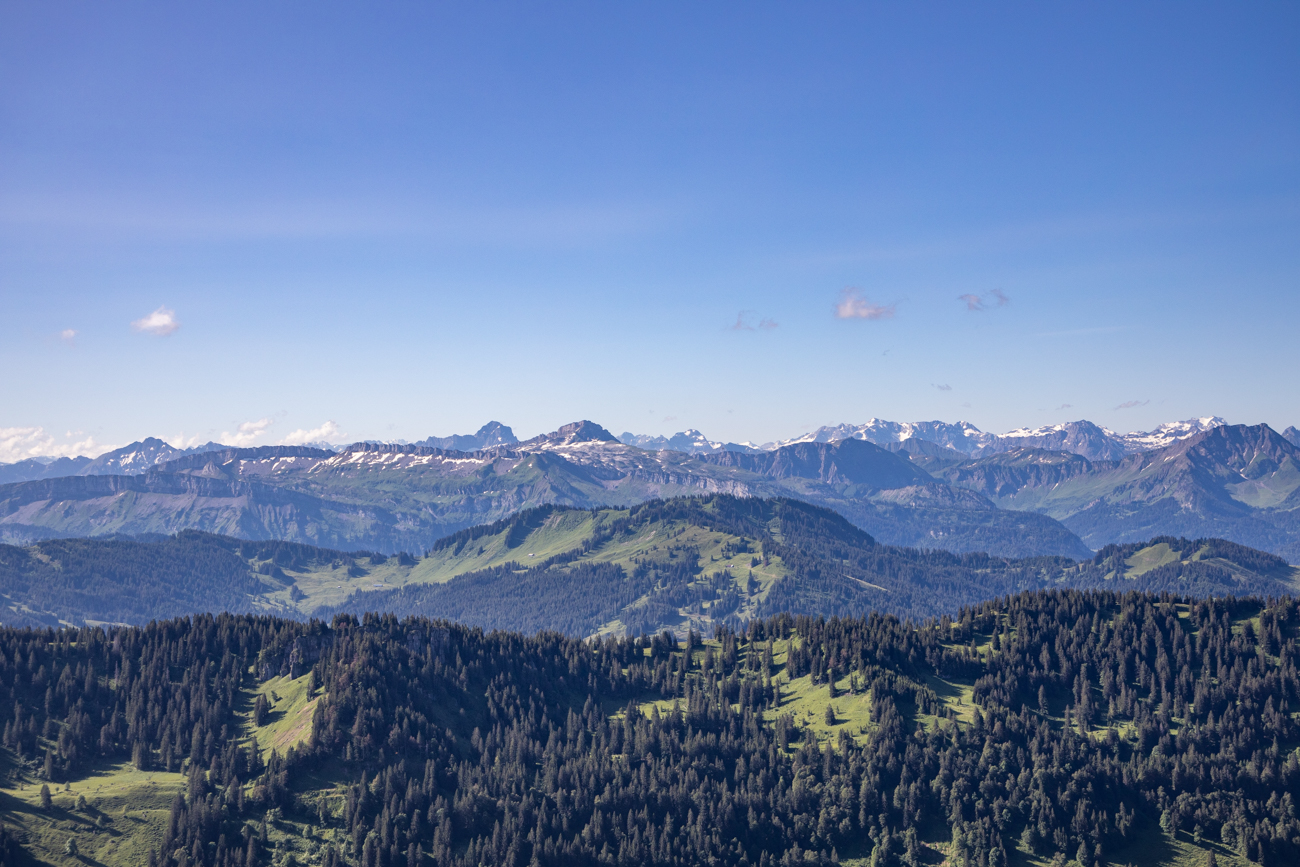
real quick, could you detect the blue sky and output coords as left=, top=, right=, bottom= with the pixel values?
left=2, top=2, right=1297, bottom=458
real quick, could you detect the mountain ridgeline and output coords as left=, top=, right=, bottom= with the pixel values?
left=0, top=428, right=1092, bottom=560
left=1, top=590, right=1299, bottom=866
left=1, top=496, right=1294, bottom=636
left=937, top=423, right=1300, bottom=561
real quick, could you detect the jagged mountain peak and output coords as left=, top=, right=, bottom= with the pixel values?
left=80, top=438, right=228, bottom=475
left=1174, top=422, right=1298, bottom=467
left=418, top=421, right=519, bottom=452
left=1115, top=416, right=1226, bottom=452
left=985, top=420, right=1128, bottom=461
left=525, top=420, right=620, bottom=447
left=766, top=416, right=1230, bottom=462
left=618, top=428, right=758, bottom=454
left=768, top=419, right=993, bottom=454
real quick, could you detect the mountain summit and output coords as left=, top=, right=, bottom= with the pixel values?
left=417, top=421, right=518, bottom=451
left=523, top=420, right=620, bottom=447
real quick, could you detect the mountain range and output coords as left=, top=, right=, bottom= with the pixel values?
left=757, top=416, right=1231, bottom=460
left=1, top=416, right=1297, bottom=562
left=0, top=423, right=1090, bottom=559
left=0, top=437, right=228, bottom=484
left=937, top=422, right=1300, bottom=560
left=2, top=494, right=1293, bottom=633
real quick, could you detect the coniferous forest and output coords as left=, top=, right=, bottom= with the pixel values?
left=0, top=589, right=1298, bottom=866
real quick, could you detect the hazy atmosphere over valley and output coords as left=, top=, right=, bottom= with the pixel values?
left=1, top=4, right=1299, bottom=867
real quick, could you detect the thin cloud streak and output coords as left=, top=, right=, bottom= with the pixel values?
left=0, top=192, right=686, bottom=249
left=784, top=198, right=1300, bottom=268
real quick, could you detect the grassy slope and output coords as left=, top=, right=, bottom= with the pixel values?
left=0, top=758, right=187, bottom=866
left=60, top=506, right=1299, bottom=630
left=1117, top=541, right=1300, bottom=588
left=6, top=500, right=1296, bottom=635
left=289, top=506, right=792, bottom=630
left=247, top=674, right=319, bottom=759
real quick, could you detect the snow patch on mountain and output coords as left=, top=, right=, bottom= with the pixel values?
left=618, top=429, right=757, bottom=454
left=1115, top=417, right=1226, bottom=452
left=765, top=417, right=1229, bottom=461
left=767, top=420, right=993, bottom=454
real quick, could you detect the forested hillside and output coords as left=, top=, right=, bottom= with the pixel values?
left=0, top=591, right=1298, bottom=865
left=1, top=497, right=1294, bottom=635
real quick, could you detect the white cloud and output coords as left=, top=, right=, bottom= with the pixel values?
left=221, top=418, right=273, bottom=447
left=279, top=421, right=342, bottom=446
left=833, top=288, right=895, bottom=321
left=60, top=329, right=77, bottom=343
left=165, top=433, right=209, bottom=449
left=0, top=427, right=117, bottom=463
left=131, top=306, right=180, bottom=336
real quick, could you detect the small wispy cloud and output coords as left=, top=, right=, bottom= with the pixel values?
left=662, top=416, right=677, bottom=423
left=1055, top=403, right=1073, bottom=410
left=221, top=418, right=272, bottom=447
left=959, top=290, right=1010, bottom=312
left=59, top=329, right=77, bottom=344
left=834, top=288, right=895, bottom=321
left=1116, top=400, right=1150, bottom=410
left=729, top=311, right=779, bottom=332
left=0, top=426, right=116, bottom=462
left=932, top=383, right=953, bottom=392
left=280, top=420, right=342, bottom=446
left=131, top=306, right=180, bottom=336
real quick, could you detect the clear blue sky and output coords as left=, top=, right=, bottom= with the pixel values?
left=2, top=2, right=1297, bottom=457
